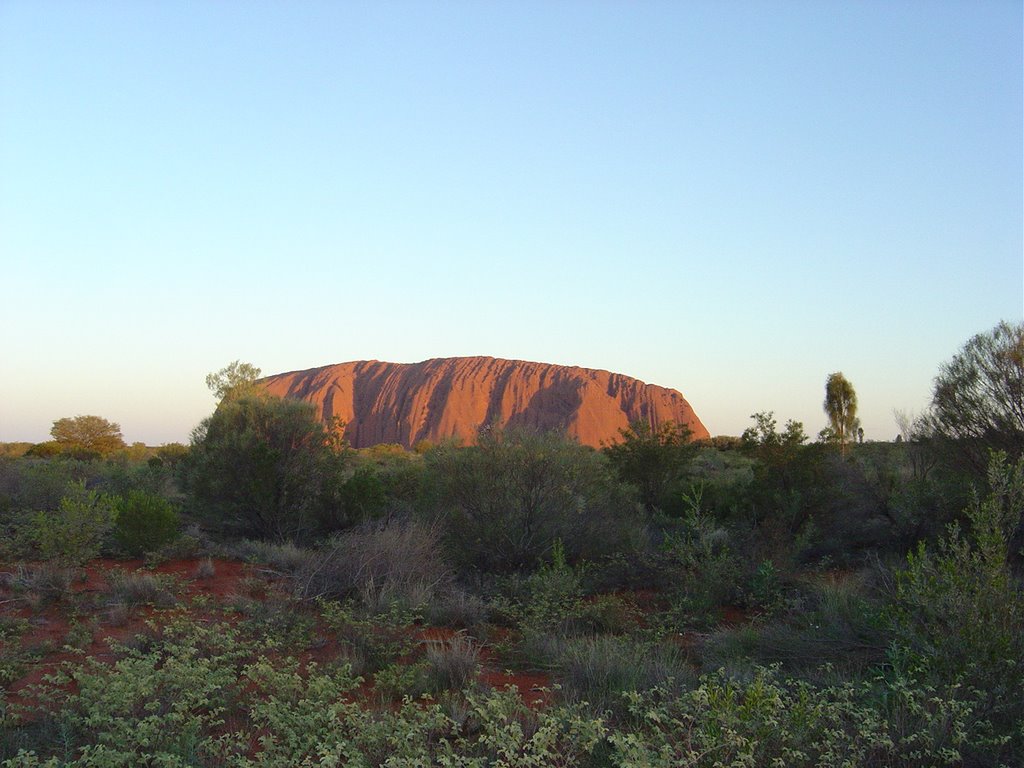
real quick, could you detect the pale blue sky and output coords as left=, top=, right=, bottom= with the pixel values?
left=1, top=1, right=1021, bottom=445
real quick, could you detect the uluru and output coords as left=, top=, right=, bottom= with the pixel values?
left=259, top=357, right=709, bottom=449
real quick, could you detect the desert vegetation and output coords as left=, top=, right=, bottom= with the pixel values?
left=0, top=321, right=1021, bottom=767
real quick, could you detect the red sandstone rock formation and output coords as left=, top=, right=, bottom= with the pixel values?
left=259, top=357, right=709, bottom=449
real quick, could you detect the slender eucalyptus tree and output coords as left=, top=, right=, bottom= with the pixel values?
left=824, top=372, right=858, bottom=455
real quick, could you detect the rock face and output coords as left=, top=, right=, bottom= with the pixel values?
left=259, top=357, right=709, bottom=449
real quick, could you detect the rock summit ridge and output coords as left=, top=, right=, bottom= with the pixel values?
left=259, top=356, right=709, bottom=449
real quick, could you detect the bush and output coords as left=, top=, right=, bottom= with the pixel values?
left=607, top=666, right=992, bottom=768
left=112, top=490, right=179, bottom=556
left=702, top=572, right=889, bottom=682
left=181, top=395, right=349, bottom=541
left=295, top=518, right=451, bottom=610
left=651, top=487, right=744, bottom=630
left=494, top=540, right=586, bottom=636
left=318, top=599, right=417, bottom=674
left=234, top=538, right=311, bottom=575
left=602, top=420, right=697, bottom=514
left=426, top=427, right=639, bottom=573
left=890, top=451, right=1024, bottom=753
left=24, top=482, right=116, bottom=564
left=1, top=563, right=76, bottom=605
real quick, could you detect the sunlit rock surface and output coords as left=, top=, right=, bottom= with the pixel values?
left=260, top=357, right=709, bottom=449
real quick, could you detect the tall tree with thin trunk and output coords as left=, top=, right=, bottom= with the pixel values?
left=824, top=372, right=858, bottom=456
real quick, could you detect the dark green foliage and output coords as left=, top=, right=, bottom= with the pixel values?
left=923, top=320, right=1024, bottom=477
left=181, top=395, right=348, bottom=541
left=0, top=457, right=83, bottom=518
left=890, top=452, right=1024, bottom=754
left=603, top=420, right=696, bottom=514
left=426, top=427, right=638, bottom=572
left=319, top=467, right=386, bottom=531
left=650, top=488, right=744, bottom=630
left=113, top=490, right=180, bottom=556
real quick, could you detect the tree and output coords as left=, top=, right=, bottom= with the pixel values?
left=181, top=395, right=348, bottom=541
left=50, top=415, right=126, bottom=456
left=206, top=360, right=262, bottom=402
left=742, top=411, right=808, bottom=466
left=923, top=320, right=1024, bottom=476
left=823, top=372, right=858, bottom=456
left=602, top=420, right=695, bottom=513
left=741, top=411, right=810, bottom=503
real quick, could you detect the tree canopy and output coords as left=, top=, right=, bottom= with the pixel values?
left=823, top=372, right=858, bottom=455
left=602, top=420, right=695, bottom=513
left=181, top=394, right=347, bottom=540
left=49, top=415, right=126, bottom=456
left=206, top=360, right=263, bottom=403
left=923, top=320, right=1024, bottom=475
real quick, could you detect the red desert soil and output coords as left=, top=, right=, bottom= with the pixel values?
left=2, top=559, right=555, bottom=711
left=1, top=559, right=255, bottom=705
left=260, top=356, right=709, bottom=449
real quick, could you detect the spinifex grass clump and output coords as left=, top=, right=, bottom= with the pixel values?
left=104, top=570, right=177, bottom=609
left=424, top=633, right=481, bottom=693
left=557, top=634, right=694, bottom=719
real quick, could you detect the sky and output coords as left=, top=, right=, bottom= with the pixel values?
left=1, top=0, right=1021, bottom=446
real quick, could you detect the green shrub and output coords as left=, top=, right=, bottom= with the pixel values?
left=426, top=427, right=639, bottom=573
left=512, top=540, right=586, bottom=634
left=24, top=482, right=116, bottom=564
left=112, top=490, right=179, bottom=556
left=181, top=394, right=349, bottom=541
left=9, top=616, right=255, bottom=764
left=651, top=487, right=743, bottom=631
left=228, top=592, right=316, bottom=650
left=745, top=559, right=785, bottom=615
left=607, top=666, right=990, bottom=768
left=890, top=451, right=1024, bottom=755
left=575, top=592, right=641, bottom=635
left=318, top=599, right=417, bottom=674
left=0, top=617, right=31, bottom=688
